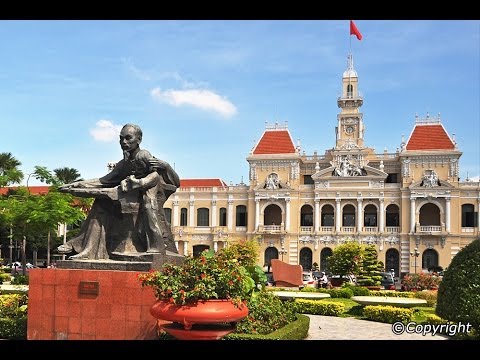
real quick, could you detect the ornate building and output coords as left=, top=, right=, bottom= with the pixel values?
left=164, top=54, right=480, bottom=277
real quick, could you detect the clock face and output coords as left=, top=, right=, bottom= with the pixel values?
left=345, top=126, right=354, bottom=134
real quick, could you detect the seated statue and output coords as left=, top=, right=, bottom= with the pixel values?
left=57, top=123, right=180, bottom=260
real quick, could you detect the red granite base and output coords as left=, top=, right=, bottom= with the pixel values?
left=27, top=268, right=158, bottom=340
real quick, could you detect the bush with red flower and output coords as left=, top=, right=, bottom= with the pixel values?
left=138, top=240, right=265, bottom=307
left=401, top=273, right=441, bottom=291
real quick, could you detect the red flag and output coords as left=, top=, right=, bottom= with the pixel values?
left=350, top=20, right=362, bottom=40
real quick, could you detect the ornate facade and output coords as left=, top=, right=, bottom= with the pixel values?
left=163, top=54, right=480, bottom=277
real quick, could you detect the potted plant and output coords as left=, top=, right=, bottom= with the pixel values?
left=138, top=241, right=264, bottom=340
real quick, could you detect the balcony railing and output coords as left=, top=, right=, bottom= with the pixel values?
left=419, top=226, right=441, bottom=232
left=363, top=227, right=378, bottom=233
left=299, top=226, right=313, bottom=233
left=341, top=226, right=356, bottom=233
left=235, top=226, right=247, bottom=232
left=461, top=227, right=475, bottom=233
left=258, top=225, right=283, bottom=233
left=320, top=226, right=334, bottom=232
left=385, top=226, right=400, bottom=234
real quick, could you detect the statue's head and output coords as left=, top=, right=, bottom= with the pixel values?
left=120, top=123, right=143, bottom=153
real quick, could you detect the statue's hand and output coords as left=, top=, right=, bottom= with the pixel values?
left=60, top=181, right=83, bottom=190
left=149, top=158, right=168, bottom=170
left=120, top=179, right=129, bottom=192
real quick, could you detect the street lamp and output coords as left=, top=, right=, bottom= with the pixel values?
left=410, top=247, right=420, bottom=274
left=279, top=247, right=288, bottom=262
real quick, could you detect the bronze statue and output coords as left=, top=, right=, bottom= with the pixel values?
left=57, top=123, right=180, bottom=260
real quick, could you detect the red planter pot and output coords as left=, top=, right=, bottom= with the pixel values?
left=150, top=299, right=249, bottom=340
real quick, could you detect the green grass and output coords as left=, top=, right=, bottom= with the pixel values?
left=411, top=306, right=437, bottom=323
left=317, top=297, right=359, bottom=317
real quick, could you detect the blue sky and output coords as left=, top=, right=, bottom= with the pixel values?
left=1, top=20, right=479, bottom=186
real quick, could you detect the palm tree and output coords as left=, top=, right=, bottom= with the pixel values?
left=53, top=167, right=83, bottom=185
left=0, top=152, right=24, bottom=187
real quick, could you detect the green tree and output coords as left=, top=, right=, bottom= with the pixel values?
left=328, top=240, right=364, bottom=278
left=0, top=152, right=24, bottom=187
left=356, top=245, right=382, bottom=287
left=0, top=167, right=87, bottom=272
left=436, top=238, right=480, bottom=337
left=53, top=167, right=83, bottom=184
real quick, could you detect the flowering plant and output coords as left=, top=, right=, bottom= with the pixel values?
left=138, top=243, right=262, bottom=306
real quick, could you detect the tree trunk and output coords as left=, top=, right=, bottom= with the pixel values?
left=33, top=249, right=38, bottom=266
left=21, top=235, right=27, bottom=276
left=47, top=231, right=51, bottom=266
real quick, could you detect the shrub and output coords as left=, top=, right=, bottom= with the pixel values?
left=0, top=273, right=12, bottom=284
left=362, top=305, right=413, bottom=324
left=225, top=314, right=310, bottom=340
left=413, top=290, right=438, bottom=307
left=11, top=275, right=29, bottom=285
left=436, top=238, right=480, bottom=334
left=401, top=273, right=441, bottom=291
left=294, top=299, right=345, bottom=316
left=0, top=294, right=28, bottom=318
left=234, top=290, right=297, bottom=335
left=342, top=283, right=370, bottom=296
left=0, top=317, right=27, bottom=340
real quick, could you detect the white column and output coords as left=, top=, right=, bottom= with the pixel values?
left=213, top=241, right=218, bottom=252
left=410, top=197, right=416, bottom=233
left=379, top=198, right=385, bottom=232
left=255, top=199, right=260, bottom=231
left=314, top=199, right=320, bottom=232
left=357, top=198, right=363, bottom=231
left=184, top=242, right=189, bottom=256
left=172, top=198, right=179, bottom=226
left=478, top=200, right=480, bottom=231
left=189, top=199, right=195, bottom=227
left=285, top=198, right=291, bottom=232
left=335, top=199, right=341, bottom=232
left=445, top=197, right=451, bottom=233
left=211, top=199, right=217, bottom=227
left=227, top=198, right=234, bottom=231
left=174, top=240, right=179, bottom=251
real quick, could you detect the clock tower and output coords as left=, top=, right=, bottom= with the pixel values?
left=336, top=54, right=364, bottom=149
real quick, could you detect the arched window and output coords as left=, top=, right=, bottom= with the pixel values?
left=180, top=208, right=188, bottom=226
left=197, top=208, right=209, bottom=227
left=347, top=84, right=353, bottom=98
left=364, top=204, right=377, bottom=227
left=320, top=248, right=333, bottom=272
left=321, top=205, right=334, bottom=226
left=385, top=248, right=399, bottom=278
left=386, top=204, right=400, bottom=226
left=422, top=249, right=439, bottom=271
left=236, top=205, right=247, bottom=226
left=342, top=204, right=356, bottom=227
left=299, top=248, right=313, bottom=271
left=419, top=203, right=440, bottom=226
left=264, top=247, right=279, bottom=271
left=219, top=207, right=227, bottom=226
left=300, top=205, right=313, bottom=226
left=164, top=208, right=172, bottom=225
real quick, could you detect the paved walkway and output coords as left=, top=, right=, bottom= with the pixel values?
left=305, top=315, right=448, bottom=340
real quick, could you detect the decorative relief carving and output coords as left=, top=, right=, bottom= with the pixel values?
left=192, top=234, right=211, bottom=241
left=332, top=156, right=365, bottom=177
left=422, top=169, right=439, bottom=187
left=264, top=173, right=281, bottom=190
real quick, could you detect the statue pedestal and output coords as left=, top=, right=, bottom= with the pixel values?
left=27, top=267, right=159, bottom=340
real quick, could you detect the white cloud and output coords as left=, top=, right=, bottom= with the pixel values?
left=90, top=120, right=123, bottom=142
left=150, top=87, right=237, bottom=118
left=122, top=57, right=151, bottom=81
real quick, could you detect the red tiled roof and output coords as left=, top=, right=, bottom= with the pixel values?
left=0, top=186, right=50, bottom=196
left=180, top=179, right=227, bottom=188
left=253, top=130, right=296, bottom=155
left=406, top=124, right=455, bottom=151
